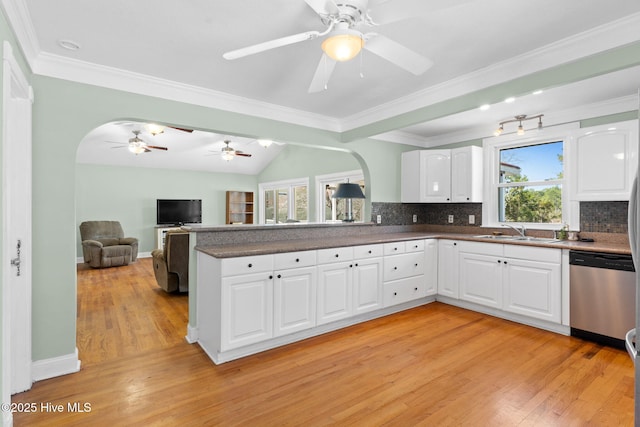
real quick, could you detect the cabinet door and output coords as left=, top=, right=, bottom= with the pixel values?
left=437, top=240, right=459, bottom=298
left=421, top=150, right=451, bottom=202
left=273, top=267, right=317, bottom=337
left=503, top=258, right=561, bottom=323
left=353, top=257, right=383, bottom=315
left=401, top=150, right=422, bottom=203
left=571, top=121, right=639, bottom=201
left=317, top=261, right=353, bottom=325
left=424, top=239, right=438, bottom=296
left=459, top=252, right=502, bottom=309
left=451, top=146, right=482, bottom=203
left=221, top=272, right=273, bottom=351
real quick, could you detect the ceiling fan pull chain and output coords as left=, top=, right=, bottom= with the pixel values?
left=323, top=54, right=329, bottom=90
left=360, top=50, right=364, bottom=79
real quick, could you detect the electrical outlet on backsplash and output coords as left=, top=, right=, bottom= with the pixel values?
left=375, top=201, right=627, bottom=235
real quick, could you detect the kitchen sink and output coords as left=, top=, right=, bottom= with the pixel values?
left=473, top=235, right=562, bottom=243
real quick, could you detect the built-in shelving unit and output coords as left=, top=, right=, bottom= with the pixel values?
left=226, top=191, right=254, bottom=224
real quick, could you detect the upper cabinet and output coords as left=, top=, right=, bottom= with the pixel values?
left=401, top=146, right=483, bottom=203
left=570, top=120, right=639, bottom=201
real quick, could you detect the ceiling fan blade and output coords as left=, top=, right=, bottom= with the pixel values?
left=369, top=0, right=471, bottom=25
left=168, top=126, right=193, bottom=133
left=236, top=152, right=252, bottom=157
left=308, top=53, right=337, bottom=93
left=364, top=34, right=433, bottom=75
left=304, top=0, right=339, bottom=16
left=146, top=145, right=168, bottom=151
left=223, top=31, right=321, bottom=60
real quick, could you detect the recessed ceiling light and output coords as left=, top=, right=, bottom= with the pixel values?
left=479, top=104, right=490, bottom=111
left=532, top=90, right=543, bottom=95
left=504, top=97, right=516, bottom=103
left=58, top=40, right=81, bottom=51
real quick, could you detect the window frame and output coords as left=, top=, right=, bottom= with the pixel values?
left=315, top=170, right=365, bottom=223
left=258, top=177, right=309, bottom=224
left=482, top=123, right=579, bottom=230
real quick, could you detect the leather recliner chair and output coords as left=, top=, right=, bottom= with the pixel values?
left=151, top=231, right=189, bottom=293
left=79, top=221, right=139, bottom=268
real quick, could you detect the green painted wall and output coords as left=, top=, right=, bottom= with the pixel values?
left=75, top=164, right=257, bottom=256
left=29, top=73, right=413, bottom=363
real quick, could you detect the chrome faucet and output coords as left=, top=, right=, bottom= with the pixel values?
left=503, top=223, right=526, bottom=238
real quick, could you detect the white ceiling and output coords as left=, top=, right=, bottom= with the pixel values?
left=5, top=0, right=640, bottom=172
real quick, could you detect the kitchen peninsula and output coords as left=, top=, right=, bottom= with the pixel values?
left=187, top=222, right=630, bottom=364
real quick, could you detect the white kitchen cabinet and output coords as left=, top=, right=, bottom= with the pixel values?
left=424, top=239, right=438, bottom=296
left=456, top=242, right=562, bottom=323
left=459, top=252, right=503, bottom=309
left=437, top=240, right=459, bottom=298
left=352, top=257, right=383, bottom=315
left=503, top=257, right=561, bottom=323
left=383, top=240, right=428, bottom=307
left=316, top=247, right=354, bottom=325
left=570, top=120, right=639, bottom=201
left=221, top=271, right=274, bottom=351
left=273, top=266, right=317, bottom=337
left=401, top=146, right=482, bottom=203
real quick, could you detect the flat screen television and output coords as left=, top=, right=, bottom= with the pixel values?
left=156, top=199, right=202, bottom=226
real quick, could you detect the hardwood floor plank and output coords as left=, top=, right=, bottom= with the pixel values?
left=12, top=258, right=635, bottom=426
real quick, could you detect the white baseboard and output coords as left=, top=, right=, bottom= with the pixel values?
left=32, top=348, right=81, bottom=382
left=76, top=252, right=151, bottom=264
left=2, top=410, right=13, bottom=427
left=185, top=324, right=198, bottom=344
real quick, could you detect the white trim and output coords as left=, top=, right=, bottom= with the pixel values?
left=481, top=122, right=579, bottom=230
left=0, top=0, right=39, bottom=67
left=31, top=349, right=81, bottom=382
left=185, top=324, right=198, bottom=344
left=75, top=252, right=151, bottom=264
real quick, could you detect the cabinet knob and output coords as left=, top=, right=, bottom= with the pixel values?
left=394, top=292, right=398, bottom=296
left=497, top=260, right=501, bottom=263
left=504, top=261, right=508, bottom=265
left=415, top=263, right=418, bottom=267
left=393, top=266, right=398, bottom=270
left=350, top=264, right=353, bottom=268
left=295, top=258, right=300, bottom=262
left=466, top=197, right=470, bottom=201
left=248, top=263, right=253, bottom=268
left=277, top=274, right=282, bottom=279
left=414, top=287, right=418, bottom=291
left=269, top=275, right=273, bottom=279
left=446, top=198, right=450, bottom=201
left=453, top=242, right=457, bottom=246
left=368, top=250, right=372, bottom=254
left=335, top=254, right=339, bottom=258
left=394, top=247, right=398, bottom=251
left=355, top=263, right=359, bottom=267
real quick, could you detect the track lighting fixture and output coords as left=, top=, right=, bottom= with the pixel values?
left=494, top=114, right=544, bottom=136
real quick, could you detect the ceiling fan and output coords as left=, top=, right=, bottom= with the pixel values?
left=107, top=130, right=168, bottom=155
left=217, top=140, right=253, bottom=161
left=223, top=0, right=465, bottom=92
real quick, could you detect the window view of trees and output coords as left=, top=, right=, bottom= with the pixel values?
left=499, top=141, right=563, bottom=224
left=263, top=182, right=308, bottom=223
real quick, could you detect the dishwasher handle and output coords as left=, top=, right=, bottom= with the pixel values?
left=625, top=328, right=637, bottom=363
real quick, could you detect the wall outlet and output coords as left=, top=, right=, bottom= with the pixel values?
left=376, top=215, right=382, bottom=224
left=469, top=214, right=475, bottom=225
left=448, top=215, right=454, bottom=223
left=412, top=214, right=417, bottom=223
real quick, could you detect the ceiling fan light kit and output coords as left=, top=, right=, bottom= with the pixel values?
left=321, top=27, right=364, bottom=62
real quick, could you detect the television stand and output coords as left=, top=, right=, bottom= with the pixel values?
left=155, top=226, right=182, bottom=250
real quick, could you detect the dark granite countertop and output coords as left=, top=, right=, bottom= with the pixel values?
left=195, top=231, right=631, bottom=258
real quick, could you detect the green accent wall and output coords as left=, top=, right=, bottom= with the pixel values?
left=75, top=164, right=258, bottom=255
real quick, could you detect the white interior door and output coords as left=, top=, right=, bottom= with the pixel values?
left=2, top=41, right=33, bottom=400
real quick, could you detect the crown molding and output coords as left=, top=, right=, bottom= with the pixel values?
left=375, top=94, right=639, bottom=148
left=342, top=12, right=640, bottom=133
left=0, top=0, right=39, bottom=67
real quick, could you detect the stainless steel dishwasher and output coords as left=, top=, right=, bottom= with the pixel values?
left=570, top=250, right=636, bottom=348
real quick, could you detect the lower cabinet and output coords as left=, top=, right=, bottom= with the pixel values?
left=317, top=260, right=354, bottom=325
left=274, top=266, right=317, bottom=337
left=221, top=271, right=274, bottom=351
left=457, top=242, right=562, bottom=323
left=352, top=257, right=384, bottom=315
left=437, top=240, right=459, bottom=298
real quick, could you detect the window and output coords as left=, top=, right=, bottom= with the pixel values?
left=259, top=179, right=308, bottom=224
left=498, top=141, right=563, bottom=223
left=482, top=123, right=578, bottom=229
left=316, top=171, right=365, bottom=223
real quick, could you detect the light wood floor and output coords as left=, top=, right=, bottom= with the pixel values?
left=13, top=258, right=635, bottom=426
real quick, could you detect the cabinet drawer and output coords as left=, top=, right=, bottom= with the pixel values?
left=274, top=250, right=317, bottom=270
left=384, top=241, right=405, bottom=255
left=221, top=254, right=274, bottom=277
left=459, top=241, right=503, bottom=257
left=353, top=244, right=383, bottom=259
left=384, top=252, right=425, bottom=282
left=504, top=245, right=561, bottom=263
left=405, top=240, right=425, bottom=252
left=383, top=275, right=426, bottom=307
left=317, top=246, right=354, bottom=264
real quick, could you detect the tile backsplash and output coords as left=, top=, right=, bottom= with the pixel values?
left=373, top=201, right=628, bottom=234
